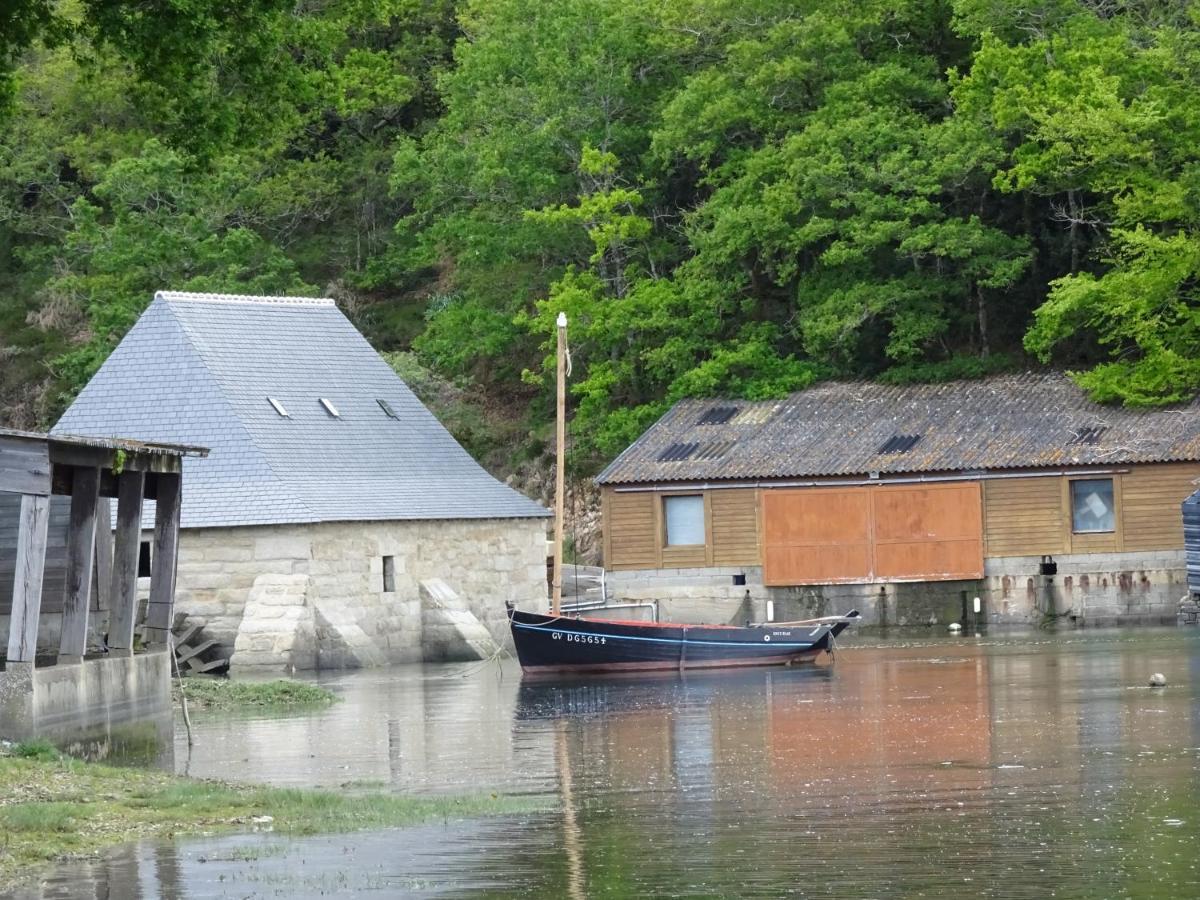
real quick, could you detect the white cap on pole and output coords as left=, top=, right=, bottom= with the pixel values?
left=557, top=311, right=568, bottom=327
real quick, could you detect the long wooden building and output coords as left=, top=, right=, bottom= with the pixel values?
left=596, top=374, right=1200, bottom=627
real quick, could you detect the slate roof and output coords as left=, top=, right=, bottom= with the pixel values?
left=596, top=373, right=1200, bottom=485
left=54, top=291, right=548, bottom=527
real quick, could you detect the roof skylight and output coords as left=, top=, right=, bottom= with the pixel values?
left=877, top=434, right=922, bottom=454
left=267, top=397, right=289, bottom=417
left=319, top=398, right=341, bottom=418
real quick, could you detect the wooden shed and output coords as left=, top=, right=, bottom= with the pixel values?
left=596, top=374, right=1200, bottom=626
left=1, top=428, right=206, bottom=743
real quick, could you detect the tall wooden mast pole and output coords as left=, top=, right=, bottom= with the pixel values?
left=552, top=312, right=567, bottom=616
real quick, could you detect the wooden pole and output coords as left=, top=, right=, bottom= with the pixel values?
left=144, top=472, right=182, bottom=647
left=58, top=466, right=101, bottom=663
left=6, top=493, right=51, bottom=666
left=92, top=496, right=113, bottom=614
left=108, top=469, right=146, bottom=654
left=552, top=311, right=567, bottom=616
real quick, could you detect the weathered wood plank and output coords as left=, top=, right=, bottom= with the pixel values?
left=0, top=438, right=51, bottom=496
left=92, top=497, right=113, bottom=613
left=6, top=494, right=51, bottom=664
left=58, top=467, right=101, bottom=663
left=143, top=471, right=181, bottom=647
left=107, top=470, right=145, bottom=653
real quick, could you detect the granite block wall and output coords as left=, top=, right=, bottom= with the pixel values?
left=173, top=517, right=548, bottom=668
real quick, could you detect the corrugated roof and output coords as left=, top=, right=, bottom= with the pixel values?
left=596, top=373, right=1200, bottom=485
left=54, top=291, right=549, bottom=527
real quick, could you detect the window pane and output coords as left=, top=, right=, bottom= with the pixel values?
left=665, top=495, right=705, bottom=546
left=1071, top=479, right=1115, bottom=533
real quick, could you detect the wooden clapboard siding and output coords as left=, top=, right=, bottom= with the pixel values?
left=0, top=438, right=52, bottom=496
left=711, top=489, right=759, bottom=566
left=605, top=488, right=659, bottom=570
left=983, top=477, right=1066, bottom=558
left=0, top=492, right=72, bottom=616
left=1119, top=462, right=1200, bottom=551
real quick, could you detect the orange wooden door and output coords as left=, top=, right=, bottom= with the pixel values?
left=872, top=482, right=983, bottom=580
left=760, top=481, right=984, bottom=586
left=761, top=488, right=872, bottom=585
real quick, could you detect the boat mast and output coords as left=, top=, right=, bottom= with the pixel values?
left=552, top=311, right=568, bottom=617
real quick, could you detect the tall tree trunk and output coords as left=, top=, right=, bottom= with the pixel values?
left=976, top=284, right=990, bottom=358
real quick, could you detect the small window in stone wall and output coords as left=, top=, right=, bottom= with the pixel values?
left=138, top=540, right=152, bottom=578
left=383, top=555, right=396, bottom=593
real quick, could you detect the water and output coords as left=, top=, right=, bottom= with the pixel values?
left=15, top=628, right=1200, bottom=898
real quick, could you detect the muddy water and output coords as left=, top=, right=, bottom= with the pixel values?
left=17, top=628, right=1200, bottom=898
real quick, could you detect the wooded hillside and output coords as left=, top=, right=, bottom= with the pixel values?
left=2, top=1, right=1197, bottom=473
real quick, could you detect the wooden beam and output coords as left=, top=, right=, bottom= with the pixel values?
left=48, top=443, right=184, bottom=475
left=107, top=470, right=145, bottom=653
left=6, top=493, right=51, bottom=664
left=0, top=438, right=51, bottom=496
left=58, top=467, right=101, bottom=663
left=92, top=496, right=113, bottom=613
left=143, top=472, right=181, bottom=647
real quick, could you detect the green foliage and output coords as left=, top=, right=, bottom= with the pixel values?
left=175, top=678, right=338, bottom=712
left=3, top=0, right=1200, bottom=465
left=11, top=738, right=60, bottom=761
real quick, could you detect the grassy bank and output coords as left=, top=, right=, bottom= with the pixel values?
left=0, top=741, right=534, bottom=890
left=173, top=678, right=338, bottom=711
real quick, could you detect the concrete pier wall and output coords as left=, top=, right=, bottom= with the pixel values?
left=0, top=651, right=172, bottom=757
left=607, top=550, right=1188, bottom=628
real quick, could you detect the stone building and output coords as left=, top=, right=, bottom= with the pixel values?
left=54, top=291, right=549, bottom=669
left=596, top=374, right=1200, bottom=627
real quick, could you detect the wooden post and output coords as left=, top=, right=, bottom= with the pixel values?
left=58, top=466, right=101, bottom=663
left=92, top=496, right=113, bottom=613
left=108, top=470, right=145, bottom=654
left=552, top=312, right=567, bottom=616
left=143, top=472, right=181, bottom=647
left=6, top=494, right=51, bottom=666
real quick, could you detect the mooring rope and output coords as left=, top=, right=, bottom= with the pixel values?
left=168, top=633, right=195, bottom=751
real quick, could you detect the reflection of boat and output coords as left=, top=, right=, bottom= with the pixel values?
left=510, top=311, right=860, bottom=676
left=508, top=607, right=860, bottom=675
left=513, top=664, right=835, bottom=720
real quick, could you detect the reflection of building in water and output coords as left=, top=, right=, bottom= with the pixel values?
left=180, top=663, right=559, bottom=794
left=766, top=650, right=993, bottom=799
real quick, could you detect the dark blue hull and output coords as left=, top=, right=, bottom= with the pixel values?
left=509, top=608, right=856, bottom=674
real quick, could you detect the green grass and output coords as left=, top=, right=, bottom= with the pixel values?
left=0, top=750, right=541, bottom=891
left=174, top=678, right=338, bottom=711
left=12, top=738, right=60, bottom=761
left=0, top=802, right=82, bottom=833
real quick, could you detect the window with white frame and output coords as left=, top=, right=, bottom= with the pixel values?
left=664, top=495, right=705, bottom=546
left=1071, top=478, right=1115, bottom=533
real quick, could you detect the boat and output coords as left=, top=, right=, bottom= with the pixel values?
left=508, top=606, right=860, bottom=674
left=507, top=311, right=861, bottom=675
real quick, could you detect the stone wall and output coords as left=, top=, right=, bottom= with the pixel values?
left=174, top=516, right=548, bottom=668
left=607, top=550, right=1190, bottom=628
